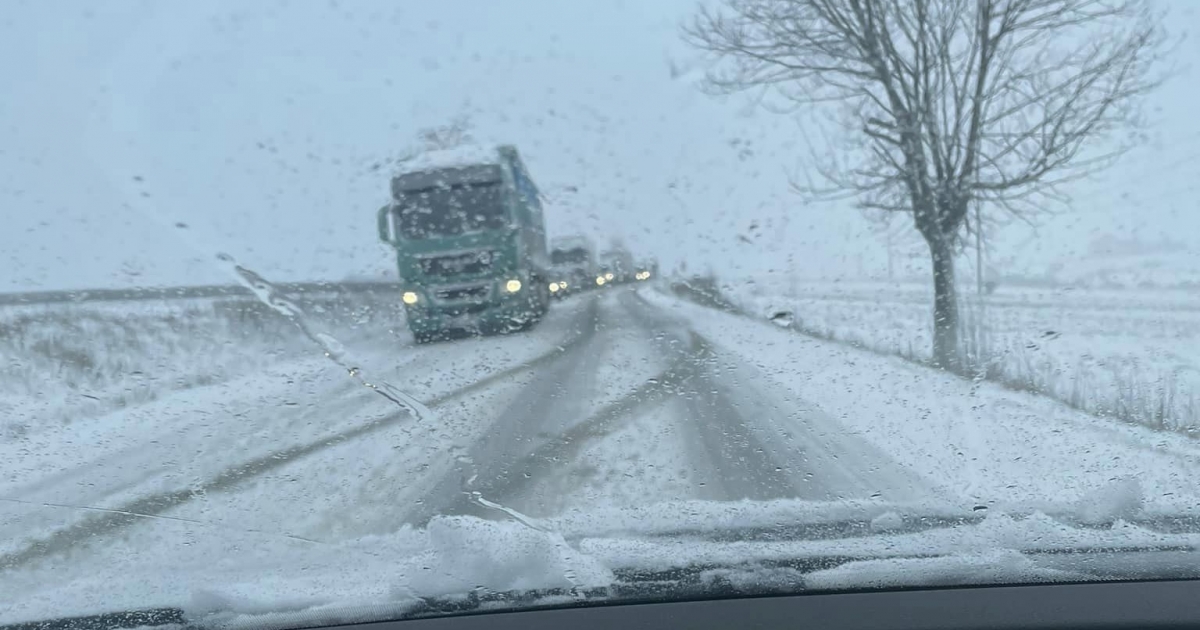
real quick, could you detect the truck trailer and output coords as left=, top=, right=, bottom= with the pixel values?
left=377, top=144, right=552, bottom=343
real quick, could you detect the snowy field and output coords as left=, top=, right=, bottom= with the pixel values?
left=0, top=290, right=404, bottom=438
left=4, top=286, right=1200, bottom=624
left=723, top=278, right=1200, bottom=435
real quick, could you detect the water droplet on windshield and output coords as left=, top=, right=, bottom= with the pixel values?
left=769, top=310, right=794, bottom=328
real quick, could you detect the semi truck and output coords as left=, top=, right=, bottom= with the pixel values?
left=377, top=144, right=552, bottom=343
left=548, top=235, right=596, bottom=298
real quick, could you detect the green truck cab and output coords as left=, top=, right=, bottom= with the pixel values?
left=377, top=144, right=552, bottom=343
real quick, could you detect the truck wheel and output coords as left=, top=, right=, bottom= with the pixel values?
left=538, top=282, right=551, bottom=314
left=533, top=279, right=551, bottom=319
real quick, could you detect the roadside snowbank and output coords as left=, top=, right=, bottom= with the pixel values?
left=0, top=299, right=592, bottom=558
left=720, top=279, right=1200, bottom=434
left=643, top=290, right=1200, bottom=514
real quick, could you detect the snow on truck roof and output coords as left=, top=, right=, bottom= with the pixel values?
left=396, top=143, right=507, bottom=175
left=551, top=235, right=593, bottom=250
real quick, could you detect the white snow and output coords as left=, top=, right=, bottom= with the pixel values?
left=804, top=548, right=1087, bottom=590
left=550, top=235, right=594, bottom=250
left=547, top=497, right=961, bottom=541
left=547, top=398, right=701, bottom=513
left=6, top=496, right=1198, bottom=627
left=721, top=278, right=1200, bottom=434
left=394, top=516, right=613, bottom=598
left=577, top=508, right=1199, bottom=574
left=0, top=297, right=594, bottom=558
left=397, top=144, right=503, bottom=175
left=1074, top=477, right=1144, bottom=526
left=5, top=289, right=1200, bottom=625
left=870, top=511, right=905, bottom=532
left=642, top=290, right=1200, bottom=514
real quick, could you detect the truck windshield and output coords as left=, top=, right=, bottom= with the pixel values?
left=395, top=182, right=508, bottom=239
left=551, top=248, right=589, bottom=265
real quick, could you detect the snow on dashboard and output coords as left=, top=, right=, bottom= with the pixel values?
left=804, top=548, right=1089, bottom=590
left=546, top=497, right=964, bottom=541
left=576, top=501, right=1200, bottom=573
left=394, top=515, right=613, bottom=598
left=5, top=494, right=1199, bottom=627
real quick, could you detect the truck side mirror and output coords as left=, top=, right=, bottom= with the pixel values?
left=377, top=205, right=394, bottom=244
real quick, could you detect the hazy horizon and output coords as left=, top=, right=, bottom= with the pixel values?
left=3, top=0, right=1198, bottom=292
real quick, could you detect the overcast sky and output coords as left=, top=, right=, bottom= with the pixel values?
left=2, top=0, right=1198, bottom=292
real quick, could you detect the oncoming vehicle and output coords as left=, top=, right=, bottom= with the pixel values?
left=633, top=259, right=656, bottom=281
left=377, top=144, right=552, bottom=343
left=548, top=235, right=596, bottom=298
left=596, top=246, right=634, bottom=286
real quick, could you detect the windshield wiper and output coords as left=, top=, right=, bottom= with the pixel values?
left=0, top=608, right=186, bottom=630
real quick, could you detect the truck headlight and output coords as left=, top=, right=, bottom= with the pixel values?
left=549, top=282, right=560, bottom=293
left=505, top=279, right=522, bottom=293
left=402, top=291, right=419, bottom=305
left=596, top=276, right=606, bottom=286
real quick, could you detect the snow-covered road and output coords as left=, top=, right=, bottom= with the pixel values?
left=5, top=286, right=1200, bottom=621
left=408, top=290, right=933, bottom=525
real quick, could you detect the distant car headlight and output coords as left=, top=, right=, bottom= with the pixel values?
left=402, top=291, right=419, bottom=305
left=604, top=272, right=614, bottom=281
left=549, top=282, right=560, bottom=293
left=505, top=279, right=522, bottom=293
left=596, top=276, right=606, bottom=286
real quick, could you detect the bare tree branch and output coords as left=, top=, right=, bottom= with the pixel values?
left=685, top=0, right=1167, bottom=370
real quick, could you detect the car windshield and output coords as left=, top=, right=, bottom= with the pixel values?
left=395, top=182, right=508, bottom=239
left=4, top=0, right=1200, bottom=627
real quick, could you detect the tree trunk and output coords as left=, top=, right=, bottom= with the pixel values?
left=928, top=237, right=960, bottom=372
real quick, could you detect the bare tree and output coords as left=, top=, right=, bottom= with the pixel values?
left=684, top=0, right=1164, bottom=370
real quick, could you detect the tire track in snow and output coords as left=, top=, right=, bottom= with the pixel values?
left=429, top=288, right=815, bottom=518
left=403, top=298, right=604, bottom=525
left=485, top=361, right=686, bottom=515
left=4, top=325, right=407, bottom=504
left=0, top=303, right=598, bottom=571
left=621, top=290, right=935, bottom=503
left=618, top=293, right=800, bottom=501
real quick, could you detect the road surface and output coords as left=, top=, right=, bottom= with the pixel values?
left=10, top=284, right=1200, bottom=624
left=0, top=286, right=935, bottom=579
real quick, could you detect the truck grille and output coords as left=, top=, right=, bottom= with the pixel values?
left=435, top=285, right=490, bottom=301
left=418, top=250, right=495, bottom=277
left=440, top=303, right=490, bottom=318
